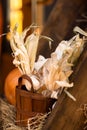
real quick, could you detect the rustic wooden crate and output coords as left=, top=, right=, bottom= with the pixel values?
left=16, top=75, right=56, bottom=126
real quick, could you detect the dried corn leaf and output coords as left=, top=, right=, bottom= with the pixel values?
left=25, top=32, right=40, bottom=72
left=9, top=25, right=86, bottom=100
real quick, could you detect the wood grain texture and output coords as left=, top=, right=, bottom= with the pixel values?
left=42, top=43, right=87, bottom=129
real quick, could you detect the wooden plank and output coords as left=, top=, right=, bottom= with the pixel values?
left=37, top=0, right=87, bottom=58
left=42, top=44, right=87, bottom=129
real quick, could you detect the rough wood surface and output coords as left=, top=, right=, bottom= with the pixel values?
left=42, top=43, right=87, bottom=129
left=37, top=0, right=87, bottom=58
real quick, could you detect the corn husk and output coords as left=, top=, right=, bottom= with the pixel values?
left=10, top=24, right=31, bottom=75
left=37, top=29, right=86, bottom=99
left=10, top=25, right=86, bottom=100
left=10, top=24, right=53, bottom=91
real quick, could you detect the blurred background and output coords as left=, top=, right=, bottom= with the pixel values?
left=0, top=0, right=56, bottom=54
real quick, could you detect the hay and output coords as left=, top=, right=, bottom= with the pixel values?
left=0, top=97, right=27, bottom=130
left=81, top=104, right=87, bottom=130
left=27, top=112, right=50, bottom=130
left=0, top=97, right=49, bottom=130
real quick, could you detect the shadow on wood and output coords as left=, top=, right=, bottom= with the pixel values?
left=42, top=40, right=87, bottom=130
left=37, top=0, right=87, bottom=58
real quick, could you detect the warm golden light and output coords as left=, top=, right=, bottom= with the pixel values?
left=10, top=11, right=23, bottom=33
left=10, top=0, right=23, bottom=33
left=10, top=0, right=22, bottom=10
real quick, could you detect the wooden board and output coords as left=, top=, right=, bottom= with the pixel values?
left=42, top=43, right=87, bottom=129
